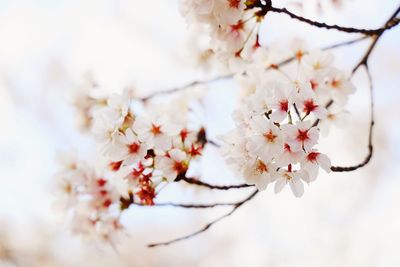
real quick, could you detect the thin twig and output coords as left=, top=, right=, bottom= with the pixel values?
left=147, top=189, right=259, bottom=247
left=269, top=6, right=400, bottom=36
left=180, top=177, right=254, bottom=190
left=134, top=201, right=237, bottom=209
left=141, top=36, right=368, bottom=102
left=331, top=65, right=374, bottom=172
left=329, top=5, right=400, bottom=172
left=139, top=74, right=232, bottom=102
left=267, top=36, right=369, bottom=71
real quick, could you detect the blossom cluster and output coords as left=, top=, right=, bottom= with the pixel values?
left=55, top=89, right=206, bottom=240
left=219, top=48, right=355, bottom=197
left=180, top=0, right=263, bottom=60
left=54, top=153, right=122, bottom=242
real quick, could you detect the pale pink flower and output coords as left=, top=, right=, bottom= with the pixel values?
left=156, top=149, right=188, bottom=182
left=282, top=121, right=319, bottom=152
left=301, top=150, right=331, bottom=182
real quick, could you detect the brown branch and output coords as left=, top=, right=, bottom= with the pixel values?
left=269, top=5, right=400, bottom=36
left=352, top=5, right=400, bottom=73
left=134, top=201, right=237, bottom=209
left=180, top=177, right=254, bottom=190
left=328, top=5, right=400, bottom=172
left=267, top=36, right=369, bottom=71
left=140, top=36, right=368, bottom=102
left=147, top=189, right=259, bottom=247
left=331, top=64, right=374, bottom=172
left=139, top=74, right=232, bottom=102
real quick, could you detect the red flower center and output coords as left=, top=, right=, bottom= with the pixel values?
left=128, top=142, right=140, bottom=154
left=303, top=99, right=318, bottom=114
left=264, top=130, right=277, bottom=143
left=331, top=79, right=341, bottom=88
left=256, top=160, right=268, bottom=173
left=151, top=124, right=162, bottom=135
left=97, top=178, right=107, bottom=187
left=307, top=152, right=319, bottom=162
left=103, top=199, right=112, bottom=208
left=230, top=20, right=244, bottom=32
left=296, top=129, right=309, bottom=142
left=279, top=99, right=289, bottom=112
left=228, top=0, right=241, bottom=9
left=109, top=161, right=122, bottom=171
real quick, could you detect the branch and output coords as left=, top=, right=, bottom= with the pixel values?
left=267, top=36, right=368, bottom=71
left=180, top=177, right=254, bottom=190
left=139, top=74, right=232, bottom=102
left=134, top=201, right=238, bottom=209
left=331, top=64, right=374, bottom=172
left=140, top=36, right=368, bottom=102
left=147, top=189, right=259, bottom=247
left=328, top=5, right=400, bottom=172
left=269, top=5, right=400, bottom=36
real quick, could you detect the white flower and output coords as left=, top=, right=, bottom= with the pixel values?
left=213, top=0, right=245, bottom=25
left=268, top=82, right=295, bottom=123
left=302, top=50, right=333, bottom=75
left=282, top=121, right=319, bottom=152
left=301, top=150, right=331, bottom=182
left=133, top=116, right=176, bottom=151
left=274, top=169, right=308, bottom=198
left=325, top=69, right=356, bottom=106
left=275, top=143, right=305, bottom=167
left=109, top=128, right=148, bottom=166
left=319, top=105, right=349, bottom=136
left=243, top=159, right=276, bottom=190
left=92, top=110, right=120, bottom=153
left=218, top=128, right=251, bottom=171
left=172, top=128, right=199, bottom=150
left=295, top=87, right=327, bottom=119
left=214, top=20, right=246, bottom=52
left=247, top=115, right=283, bottom=162
left=156, top=149, right=188, bottom=182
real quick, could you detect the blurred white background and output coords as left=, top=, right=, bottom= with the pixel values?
left=0, top=0, right=399, bottom=266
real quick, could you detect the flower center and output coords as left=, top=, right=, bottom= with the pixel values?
left=307, top=152, right=319, bottom=162
left=296, top=129, right=309, bottom=141
left=128, top=142, right=140, bottom=154
left=331, top=79, right=341, bottom=88
left=263, top=130, right=277, bottom=143
left=228, top=0, right=241, bottom=8
left=151, top=124, right=162, bottom=135
left=256, top=160, right=268, bottom=174
left=303, top=99, right=318, bottom=114
left=279, top=99, right=289, bottom=112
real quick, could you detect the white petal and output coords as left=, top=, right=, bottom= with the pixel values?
left=317, top=153, right=332, bottom=173
left=289, top=179, right=304, bottom=198
left=169, top=149, right=187, bottom=162
left=274, top=178, right=287, bottom=194
left=313, top=106, right=328, bottom=119
left=154, top=135, right=172, bottom=151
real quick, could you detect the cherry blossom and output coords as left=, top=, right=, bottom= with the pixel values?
left=301, top=150, right=331, bottom=182
left=273, top=168, right=308, bottom=198
left=282, top=121, right=319, bottom=152
left=247, top=115, right=283, bottom=162
left=243, top=159, right=276, bottom=190
left=156, top=149, right=189, bottom=182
